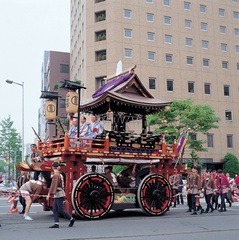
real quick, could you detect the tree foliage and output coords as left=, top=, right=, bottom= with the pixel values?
left=147, top=99, right=220, bottom=150
left=223, top=153, right=239, bottom=178
left=0, top=116, right=22, bottom=181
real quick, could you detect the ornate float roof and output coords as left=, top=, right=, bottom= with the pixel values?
left=80, top=69, right=172, bottom=115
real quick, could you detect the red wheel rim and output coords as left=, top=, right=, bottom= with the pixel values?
left=72, top=173, right=114, bottom=219
left=137, top=174, right=172, bottom=216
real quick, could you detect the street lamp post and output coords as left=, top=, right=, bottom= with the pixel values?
left=5, top=80, right=25, bottom=163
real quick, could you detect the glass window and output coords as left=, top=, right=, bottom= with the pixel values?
left=204, top=83, right=211, bottom=94
left=237, top=63, right=239, bottom=70
left=147, top=32, right=155, bottom=41
left=146, top=0, right=153, bottom=3
left=188, top=82, right=194, bottom=93
left=95, top=0, right=105, bottom=2
left=221, top=43, right=227, bottom=52
left=235, top=28, right=239, bottom=36
left=187, top=56, right=193, bottom=65
left=233, top=11, right=239, bottom=19
left=219, top=8, right=225, bottom=17
left=95, top=30, right=106, bottom=41
left=148, top=51, right=156, bottom=60
left=185, top=19, right=192, bottom=28
left=59, top=99, right=66, bottom=108
left=190, top=133, right=197, bottom=141
left=225, top=111, right=232, bottom=121
left=201, top=22, right=208, bottom=31
left=147, top=13, right=154, bottom=22
left=224, top=85, right=230, bottom=96
left=95, top=50, right=106, bottom=61
left=207, top=134, right=214, bottom=148
left=125, top=48, right=133, bottom=58
left=220, top=26, right=226, bottom=34
left=95, top=76, right=106, bottom=89
left=164, top=16, right=172, bottom=25
left=149, top=77, right=156, bottom=89
left=222, top=61, right=228, bottom=69
left=200, top=5, right=206, bottom=13
left=163, top=0, right=170, bottom=6
left=60, top=64, right=69, bottom=73
left=124, top=9, right=132, bottom=18
left=124, top=29, right=132, bottom=38
left=186, top=38, right=193, bottom=47
left=165, top=35, right=172, bottom=44
left=227, top=135, right=233, bottom=148
left=184, top=1, right=191, bottom=10
left=167, top=79, right=174, bottom=91
left=203, top=58, right=209, bottom=67
left=166, top=54, right=173, bottom=62
left=236, top=45, right=239, bottom=53
left=95, top=10, right=106, bottom=22
left=202, top=40, right=208, bottom=49
left=233, top=0, right=238, bottom=3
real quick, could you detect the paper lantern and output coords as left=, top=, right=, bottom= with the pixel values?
left=66, top=91, right=78, bottom=113
left=45, top=100, right=56, bottom=120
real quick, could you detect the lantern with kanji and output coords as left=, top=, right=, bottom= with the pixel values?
left=45, top=100, right=56, bottom=120
left=66, top=91, right=78, bottom=113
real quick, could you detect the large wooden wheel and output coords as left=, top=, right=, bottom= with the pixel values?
left=137, top=173, right=172, bottom=216
left=71, top=173, right=114, bottom=219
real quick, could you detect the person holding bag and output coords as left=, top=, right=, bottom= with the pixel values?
left=46, top=162, right=75, bottom=228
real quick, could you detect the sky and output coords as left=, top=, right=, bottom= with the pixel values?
left=0, top=0, right=70, bottom=146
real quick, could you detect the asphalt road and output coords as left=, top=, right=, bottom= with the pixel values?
left=0, top=197, right=239, bottom=240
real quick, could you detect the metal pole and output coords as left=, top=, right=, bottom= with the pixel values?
left=22, top=82, right=24, bottom=162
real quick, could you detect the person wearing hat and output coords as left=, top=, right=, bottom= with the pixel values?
left=46, top=162, right=75, bottom=228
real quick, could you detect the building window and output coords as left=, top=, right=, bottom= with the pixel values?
left=184, top=1, right=191, bottom=10
left=190, top=133, right=197, bottom=141
left=219, top=8, right=225, bottom=17
left=187, top=56, right=193, bottom=65
left=235, top=28, right=239, bottom=36
left=124, top=28, right=132, bottom=38
left=166, top=53, right=173, bottom=62
left=95, top=30, right=106, bottom=41
left=164, top=16, right=171, bottom=24
left=95, top=76, right=106, bottom=89
left=207, top=134, right=214, bottom=148
left=59, top=99, right=66, bottom=108
left=185, top=19, right=192, bottom=28
left=60, top=64, right=69, bottom=73
left=227, top=135, right=233, bottom=148
left=146, top=0, right=153, bottom=3
left=222, top=61, right=228, bottom=69
left=237, top=63, right=239, bottom=70
left=225, top=111, right=232, bottom=121
left=163, top=0, right=170, bottom=6
left=149, top=77, right=156, bottom=90
left=233, top=11, right=239, bottom=19
left=233, top=0, right=238, bottom=3
left=236, top=45, right=239, bottom=53
left=148, top=51, right=156, bottom=61
left=124, top=9, right=132, bottom=18
left=147, top=32, right=155, bottom=41
left=95, top=0, right=105, bottom=3
left=203, top=58, right=209, bottom=67
left=202, top=40, right=208, bottom=49
left=204, top=83, right=211, bottom=94
left=220, top=26, right=226, bottom=34
left=186, top=38, right=193, bottom=47
left=200, top=5, right=206, bottom=13
left=188, top=82, right=195, bottom=93
left=224, top=85, right=230, bottom=96
left=95, top=50, right=106, bottom=61
left=201, top=22, right=208, bottom=31
left=165, top=35, right=172, bottom=44
left=60, top=117, right=68, bottom=128
left=147, top=13, right=154, bottom=22
left=167, top=79, right=174, bottom=91
left=221, top=43, right=227, bottom=52
left=95, top=10, right=106, bottom=22
left=125, top=48, right=133, bottom=58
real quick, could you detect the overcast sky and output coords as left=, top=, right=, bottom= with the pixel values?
left=0, top=0, right=70, bottom=146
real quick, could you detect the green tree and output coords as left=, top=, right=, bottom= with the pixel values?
left=0, top=160, right=7, bottom=174
left=0, top=116, right=22, bottom=183
left=223, top=153, right=239, bottom=178
left=147, top=99, right=220, bottom=164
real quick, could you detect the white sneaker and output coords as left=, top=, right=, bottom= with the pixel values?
left=24, top=215, right=33, bottom=221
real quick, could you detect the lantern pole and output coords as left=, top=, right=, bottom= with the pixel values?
left=5, top=80, right=25, bottom=162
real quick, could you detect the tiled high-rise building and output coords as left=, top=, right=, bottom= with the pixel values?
left=70, top=0, right=239, bottom=167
